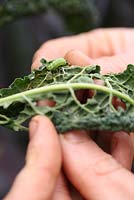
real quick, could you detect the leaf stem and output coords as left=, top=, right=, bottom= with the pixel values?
left=105, top=78, right=117, bottom=112
left=0, top=83, right=134, bottom=106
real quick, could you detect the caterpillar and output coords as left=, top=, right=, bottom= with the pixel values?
left=47, top=58, right=67, bottom=71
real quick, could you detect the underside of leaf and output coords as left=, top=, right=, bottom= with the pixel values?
left=0, top=58, right=134, bottom=133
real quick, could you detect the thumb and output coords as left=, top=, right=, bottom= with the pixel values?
left=60, top=131, right=134, bottom=200
left=65, top=49, right=134, bottom=74
left=4, top=116, right=61, bottom=200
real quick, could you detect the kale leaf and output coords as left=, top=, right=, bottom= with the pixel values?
left=0, top=58, right=134, bottom=133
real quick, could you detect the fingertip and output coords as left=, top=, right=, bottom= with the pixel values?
left=32, top=114, right=56, bottom=127
left=31, top=50, right=44, bottom=70
left=29, top=115, right=49, bottom=136
left=64, top=49, right=92, bottom=66
left=60, top=130, right=90, bottom=145
left=31, top=60, right=40, bottom=70
left=31, top=115, right=52, bottom=124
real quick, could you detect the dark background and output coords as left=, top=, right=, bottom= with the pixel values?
left=0, top=0, right=134, bottom=198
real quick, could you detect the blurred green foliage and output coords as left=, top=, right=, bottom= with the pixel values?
left=0, top=0, right=99, bottom=33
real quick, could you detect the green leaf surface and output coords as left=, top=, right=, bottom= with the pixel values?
left=0, top=58, right=134, bottom=133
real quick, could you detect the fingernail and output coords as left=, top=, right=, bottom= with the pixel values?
left=62, top=130, right=89, bottom=143
left=29, top=120, right=38, bottom=138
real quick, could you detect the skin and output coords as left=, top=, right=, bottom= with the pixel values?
left=4, top=28, right=134, bottom=200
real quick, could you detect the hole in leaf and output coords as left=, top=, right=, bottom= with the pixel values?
left=75, top=89, right=94, bottom=104
left=75, top=79, right=103, bottom=104
left=112, top=97, right=126, bottom=110
left=37, top=100, right=56, bottom=107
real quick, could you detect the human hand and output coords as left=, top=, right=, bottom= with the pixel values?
left=32, top=27, right=134, bottom=169
left=31, top=28, right=134, bottom=199
left=32, top=28, right=134, bottom=74
left=4, top=116, right=63, bottom=200
left=4, top=117, right=134, bottom=200
left=60, top=130, right=134, bottom=200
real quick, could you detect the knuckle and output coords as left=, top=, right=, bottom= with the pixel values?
left=65, top=49, right=79, bottom=59
left=92, top=154, right=122, bottom=177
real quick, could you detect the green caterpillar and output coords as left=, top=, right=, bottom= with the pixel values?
left=47, top=58, right=67, bottom=71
